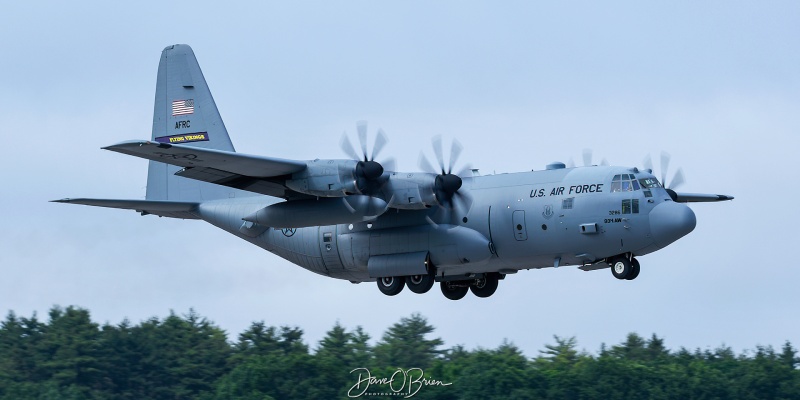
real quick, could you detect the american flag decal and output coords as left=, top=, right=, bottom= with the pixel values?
left=172, top=99, right=194, bottom=116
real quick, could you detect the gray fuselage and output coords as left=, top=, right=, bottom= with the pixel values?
left=195, top=165, right=695, bottom=282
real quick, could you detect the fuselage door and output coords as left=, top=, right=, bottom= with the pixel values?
left=512, top=210, right=528, bottom=241
left=318, top=225, right=344, bottom=272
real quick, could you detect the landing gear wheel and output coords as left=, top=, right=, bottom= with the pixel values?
left=440, top=281, right=469, bottom=300
left=470, top=274, right=499, bottom=298
left=406, top=274, right=435, bottom=294
left=377, top=277, right=405, bottom=296
left=625, top=258, right=641, bottom=280
left=611, top=257, right=632, bottom=280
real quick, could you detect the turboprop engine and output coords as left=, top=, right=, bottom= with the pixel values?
left=284, top=159, right=362, bottom=197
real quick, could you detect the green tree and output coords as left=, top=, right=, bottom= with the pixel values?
left=0, top=311, right=47, bottom=399
left=37, top=306, right=105, bottom=397
left=215, top=324, right=317, bottom=399
left=779, top=341, right=798, bottom=369
left=535, top=336, right=584, bottom=399
left=373, top=313, right=443, bottom=369
left=457, top=341, right=543, bottom=400
left=121, top=310, right=231, bottom=399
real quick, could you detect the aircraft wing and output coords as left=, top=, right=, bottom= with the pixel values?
left=670, top=192, right=734, bottom=203
left=103, top=141, right=310, bottom=198
left=51, top=198, right=200, bottom=219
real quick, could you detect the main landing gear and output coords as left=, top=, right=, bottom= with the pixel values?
left=609, top=255, right=641, bottom=280
left=376, top=273, right=502, bottom=300
left=377, top=276, right=405, bottom=296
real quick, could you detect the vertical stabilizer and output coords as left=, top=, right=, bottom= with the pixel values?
left=146, top=44, right=237, bottom=201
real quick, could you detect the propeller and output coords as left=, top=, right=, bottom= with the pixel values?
left=643, top=151, right=685, bottom=200
left=568, top=149, right=608, bottom=168
left=340, top=121, right=396, bottom=194
left=418, top=136, right=473, bottom=227
left=582, top=149, right=609, bottom=167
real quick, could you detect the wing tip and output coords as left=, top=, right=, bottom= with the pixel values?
left=102, top=140, right=154, bottom=151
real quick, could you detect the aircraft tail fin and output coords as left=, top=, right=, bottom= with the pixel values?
left=146, top=44, right=239, bottom=201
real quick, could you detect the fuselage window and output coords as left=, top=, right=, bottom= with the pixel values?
left=323, top=232, right=333, bottom=242
left=562, top=197, right=574, bottom=209
left=622, top=199, right=632, bottom=214
left=621, top=199, right=640, bottom=214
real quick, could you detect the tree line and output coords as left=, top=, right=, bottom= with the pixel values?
left=0, top=306, right=797, bottom=399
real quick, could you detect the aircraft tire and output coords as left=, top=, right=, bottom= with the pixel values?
left=377, top=277, right=405, bottom=296
left=440, top=281, right=469, bottom=300
left=625, top=258, right=641, bottom=280
left=406, top=274, right=435, bottom=294
left=470, top=274, right=499, bottom=298
left=610, top=257, right=632, bottom=280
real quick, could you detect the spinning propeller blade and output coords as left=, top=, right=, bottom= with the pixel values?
left=581, top=149, right=609, bottom=167
left=658, top=151, right=685, bottom=190
left=357, top=121, right=368, bottom=161
left=583, top=149, right=592, bottom=167
left=340, top=121, right=396, bottom=195
left=420, top=136, right=473, bottom=227
left=642, top=154, right=653, bottom=172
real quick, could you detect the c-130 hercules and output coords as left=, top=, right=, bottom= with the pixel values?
left=55, top=45, right=733, bottom=300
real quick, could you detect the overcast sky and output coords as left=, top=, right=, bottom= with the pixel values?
left=1, top=1, right=798, bottom=357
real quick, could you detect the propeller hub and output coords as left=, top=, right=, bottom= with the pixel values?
left=357, top=160, right=384, bottom=180
left=436, top=174, right=462, bottom=194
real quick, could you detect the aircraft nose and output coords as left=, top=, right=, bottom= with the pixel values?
left=649, top=201, right=696, bottom=248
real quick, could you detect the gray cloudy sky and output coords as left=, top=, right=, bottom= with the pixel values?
left=1, top=1, right=798, bottom=356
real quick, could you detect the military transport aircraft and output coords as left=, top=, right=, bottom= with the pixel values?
left=55, top=44, right=733, bottom=300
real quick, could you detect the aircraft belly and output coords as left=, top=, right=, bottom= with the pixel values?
left=197, top=200, right=332, bottom=278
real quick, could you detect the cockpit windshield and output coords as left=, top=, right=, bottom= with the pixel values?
left=638, top=177, right=662, bottom=189
left=611, top=174, right=641, bottom=192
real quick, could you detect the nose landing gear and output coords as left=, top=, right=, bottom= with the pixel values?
left=610, top=255, right=641, bottom=280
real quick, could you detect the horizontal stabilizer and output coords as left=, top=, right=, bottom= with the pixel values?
left=105, top=141, right=307, bottom=178
left=51, top=198, right=200, bottom=219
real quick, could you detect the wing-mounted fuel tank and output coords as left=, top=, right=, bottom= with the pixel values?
left=243, top=195, right=387, bottom=228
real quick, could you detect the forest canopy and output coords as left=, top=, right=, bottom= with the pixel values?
left=0, top=306, right=797, bottom=399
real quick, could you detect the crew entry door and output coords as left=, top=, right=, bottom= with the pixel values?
left=319, top=225, right=344, bottom=272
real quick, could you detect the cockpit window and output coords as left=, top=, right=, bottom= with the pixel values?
left=638, top=178, right=662, bottom=188
left=611, top=174, right=641, bottom=192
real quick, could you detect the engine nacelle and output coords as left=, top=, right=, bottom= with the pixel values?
left=285, top=159, right=358, bottom=197
left=285, top=162, right=454, bottom=211
left=381, top=173, right=438, bottom=210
